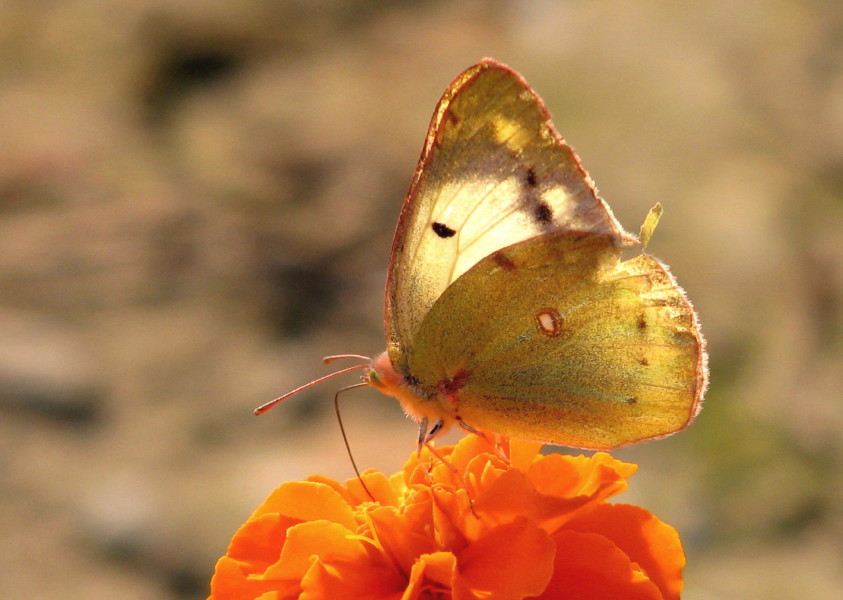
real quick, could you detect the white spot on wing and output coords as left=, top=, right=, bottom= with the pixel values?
left=535, top=308, right=563, bottom=337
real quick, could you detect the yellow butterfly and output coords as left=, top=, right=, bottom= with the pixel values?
left=258, top=59, right=707, bottom=451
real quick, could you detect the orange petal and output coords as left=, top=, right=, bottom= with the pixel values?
left=525, top=452, right=636, bottom=531
left=299, top=554, right=405, bottom=600
left=346, top=469, right=402, bottom=507
left=470, top=468, right=538, bottom=536
left=429, top=484, right=473, bottom=552
left=528, top=452, right=635, bottom=500
left=447, top=434, right=499, bottom=471
left=472, top=467, right=607, bottom=537
left=508, top=438, right=544, bottom=471
left=253, top=481, right=357, bottom=531
left=403, top=552, right=457, bottom=600
left=566, top=503, right=684, bottom=600
left=265, top=521, right=359, bottom=580
left=306, top=474, right=355, bottom=505
left=537, top=530, right=663, bottom=600
left=208, top=554, right=297, bottom=600
left=226, top=513, right=293, bottom=572
left=455, top=517, right=555, bottom=600
left=268, top=522, right=404, bottom=599
left=366, top=495, right=437, bottom=576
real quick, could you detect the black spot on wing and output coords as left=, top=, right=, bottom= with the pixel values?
left=518, top=166, right=554, bottom=228
left=432, top=222, right=456, bottom=238
left=533, top=201, right=553, bottom=224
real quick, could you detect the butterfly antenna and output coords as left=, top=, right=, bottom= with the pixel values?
left=324, top=354, right=371, bottom=364
left=254, top=362, right=370, bottom=415
left=334, top=382, right=377, bottom=502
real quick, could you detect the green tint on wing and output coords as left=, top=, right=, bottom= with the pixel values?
left=405, top=231, right=706, bottom=449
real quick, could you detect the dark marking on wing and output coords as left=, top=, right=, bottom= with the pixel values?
left=492, top=251, right=517, bottom=271
left=437, top=369, right=471, bottom=396
left=432, top=222, right=456, bottom=238
left=405, top=373, right=421, bottom=387
left=533, top=200, right=553, bottom=224
left=625, top=397, right=638, bottom=405
left=639, top=357, right=650, bottom=366
left=637, top=314, right=648, bottom=330
left=434, top=111, right=461, bottom=147
left=517, top=166, right=555, bottom=228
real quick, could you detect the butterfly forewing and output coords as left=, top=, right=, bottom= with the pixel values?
left=386, top=60, right=636, bottom=375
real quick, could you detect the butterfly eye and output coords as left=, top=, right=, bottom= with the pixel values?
left=367, top=369, right=382, bottom=387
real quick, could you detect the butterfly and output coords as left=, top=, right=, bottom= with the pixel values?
left=257, top=58, right=708, bottom=451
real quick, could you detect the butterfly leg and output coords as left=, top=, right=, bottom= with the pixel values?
left=417, top=417, right=445, bottom=456
left=456, top=417, right=510, bottom=464
left=456, top=416, right=486, bottom=438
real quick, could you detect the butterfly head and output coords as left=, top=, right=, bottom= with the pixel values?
left=367, top=351, right=456, bottom=446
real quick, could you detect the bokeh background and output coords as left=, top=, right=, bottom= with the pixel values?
left=2, top=1, right=842, bottom=598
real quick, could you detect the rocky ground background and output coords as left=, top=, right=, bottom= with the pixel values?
left=2, top=1, right=843, bottom=599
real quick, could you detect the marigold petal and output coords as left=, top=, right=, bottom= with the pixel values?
left=265, top=520, right=406, bottom=598
left=456, top=517, right=555, bottom=600
left=448, top=434, right=501, bottom=472
left=403, top=552, right=457, bottom=600
left=306, top=474, right=354, bottom=504
left=207, top=513, right=303, bottom=600
left=528, top=452, right=634, bottom=499
left=346, top=469, right=402, bottom=507
left=566, top=503, right=684, bottom=600
left=226, top=513, right=292, bottom=572
left=469, top=468, right=538, bottom=536
left=537, top=530, right=663, bottom=600
left=525, top=452, right=636, bottom=531
left=507, top=438, right=544, bottom=471
left=265, top=521, right=359, bottom=580
left=367, top=494, right=437, bottom=575
left=429, top=484, right=472, bottom=552
left=471, top=466, right=606, bottom=537
left=207, top=554, right=297, bottom=600
left=403, top=454, right=437, bottom=488
left=299, top=551, right=405, bottom=600
left=403, top=436, right=502, bottom=493
left=255, top=481, right=357, bottom=530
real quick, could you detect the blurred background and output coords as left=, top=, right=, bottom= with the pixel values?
left=2, top=1, right=842, bottom=598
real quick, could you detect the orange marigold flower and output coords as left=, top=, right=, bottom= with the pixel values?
left=207, top=436, right=685, bottom=600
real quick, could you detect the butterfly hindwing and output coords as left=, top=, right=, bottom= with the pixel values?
left=385, top=60, right=637, bottom=375
left=404, top=231, right=705, bottom=449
